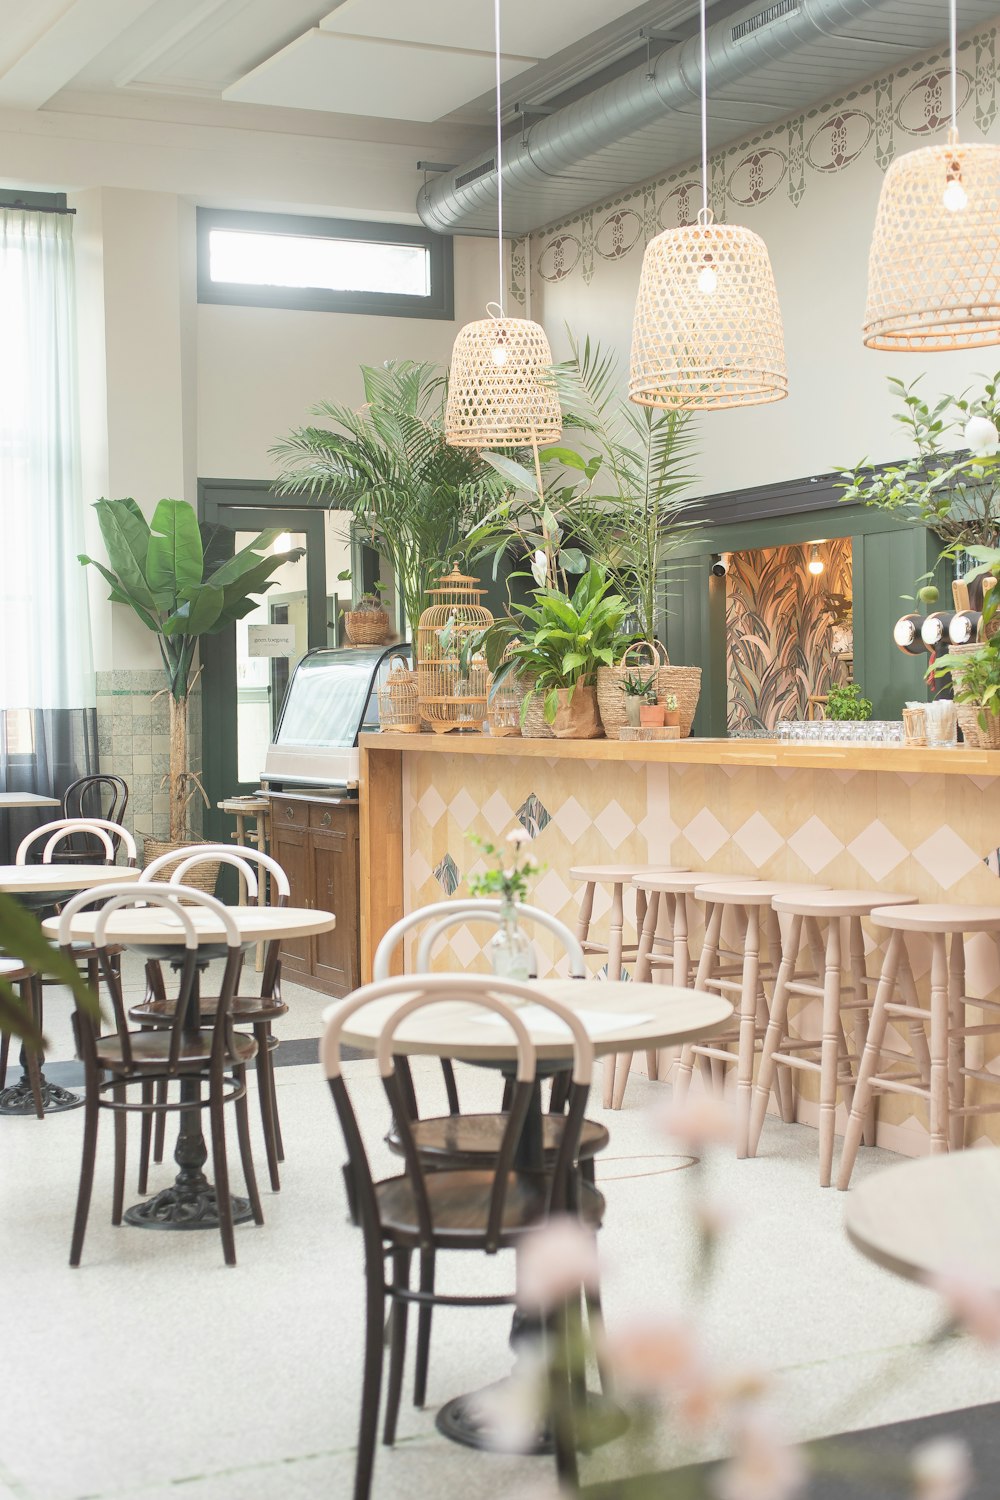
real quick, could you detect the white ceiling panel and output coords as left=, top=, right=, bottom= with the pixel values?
left=0, top=0, right=159, bottom=108
left=224, top=29, right=535, bottom=121
left=319, top=0, right=649, bottom=60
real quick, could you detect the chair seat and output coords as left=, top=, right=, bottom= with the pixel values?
left=375, top=1169, right=604, bottom=1249
left=388, top=1112, right=610, bottom=1165
left=0, top=958, right=30, bottom=982
left=634, top=870, right=753, bottom=894
left=869, top=903, right=1000, bottom=934
left=95, top=1030, right=258, bottom=1072
left=695, top=879, right=828, bottom=906
left=128, top=994, right=288, bottom=1025
left=773, top=889, right=916, bottom=917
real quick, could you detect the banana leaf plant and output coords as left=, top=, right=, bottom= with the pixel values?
left=80, top=499, right=302, bottom=842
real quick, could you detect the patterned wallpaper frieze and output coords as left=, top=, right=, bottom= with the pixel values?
left=510, top=26, right=998, bottom=300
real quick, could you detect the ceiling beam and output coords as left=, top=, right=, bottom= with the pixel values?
left=0, top=0, right=160, bottom=110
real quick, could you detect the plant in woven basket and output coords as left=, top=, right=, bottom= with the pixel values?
left=80, top=499, right=301, bottom=843
left=825, top=682, right=874, bottom=722
left=271, top=362, right=511, bottom=644
left=481, top=563, right=631, bottom=726
left=838, top=373, right=1000, bottom=555
left=933, top=642, right=1000, bottom=726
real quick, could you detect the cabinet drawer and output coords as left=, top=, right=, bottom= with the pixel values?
left=273, top=799, right=308, bottom=829
left=309, top=802, right=354, bottom=833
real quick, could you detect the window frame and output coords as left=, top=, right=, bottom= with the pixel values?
left=196, top=206, right=454, bottom=320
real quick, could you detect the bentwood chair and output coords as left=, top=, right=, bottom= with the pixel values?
left=131, top=845, right=291, bottom=1192
left=58, top=883, right=263, bottom=1267
left=373, top=899, right=607, bottom=1409
left=58, top=776, right=129, bottom=861
left=322, top=973, right=601, bottom=1500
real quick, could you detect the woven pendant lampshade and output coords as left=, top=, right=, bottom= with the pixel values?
left=445, top=310, right=562, bottom=448
left=863, top=135, right=1000, bottom=350
left=629, top=209, right=788, bottom=411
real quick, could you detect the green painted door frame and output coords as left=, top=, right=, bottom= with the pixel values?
left=661, top=502, right=943, bottom=736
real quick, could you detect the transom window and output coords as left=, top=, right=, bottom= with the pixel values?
left=196, top=208, right=453, bottom=320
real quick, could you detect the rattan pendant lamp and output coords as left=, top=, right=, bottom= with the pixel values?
left=863, top=0, right=1000, bottom=350
left=444, top=0, right=561, bottom=449
left=628, top=0, right=787, bottom=411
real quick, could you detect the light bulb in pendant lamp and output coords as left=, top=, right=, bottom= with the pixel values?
left=863, top=135, right=1000, bottom=351
left=807, top=544, right=824, bottom=576
left=445, top=312, right=562, bottom=448
left=629, top=210, right=788, bottom=412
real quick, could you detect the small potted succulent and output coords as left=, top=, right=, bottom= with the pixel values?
left=340, top=572, right=390, bottom=646
left=663, top=692, right=680, bottom=729
left=621, top=671, right=657, bottom=728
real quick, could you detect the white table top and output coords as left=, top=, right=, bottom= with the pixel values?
left=328, top=979, right=733, bottom=1064
left=43, top=903, right=335, bottom=945
left=845, top=1148, right=1000, bottom=1290
left=0, top=864, right=141, bottom=894
left=0, top=792, right=60, bottom=809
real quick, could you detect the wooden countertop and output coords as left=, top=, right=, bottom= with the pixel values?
left=360, top=732, right=1000, bottom=778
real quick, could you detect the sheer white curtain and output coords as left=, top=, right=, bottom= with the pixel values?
left=0, top=207, right=97, bottom=849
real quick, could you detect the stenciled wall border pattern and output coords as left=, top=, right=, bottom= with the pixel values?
left=508, top=27, right=998, bottom=300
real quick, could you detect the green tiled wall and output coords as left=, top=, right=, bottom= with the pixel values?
left=95, top=670, right=203, bottom=846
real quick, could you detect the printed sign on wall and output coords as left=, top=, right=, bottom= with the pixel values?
left=248, top=624, right=296, bottom=658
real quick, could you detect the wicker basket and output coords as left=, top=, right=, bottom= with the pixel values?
left=956, top=703, right=1000, bottom=749
left=902, top=706, right=927, bottom=746
left=597, top=642, right=703, bottom=739
left=377, top=655, right=420, bottom=733
left=345, top=607, right=390, bottom=646
left=142, top=838, right=220, bottom=893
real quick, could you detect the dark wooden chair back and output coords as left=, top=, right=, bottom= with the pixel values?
left=60, top=777, right=129, bottom=860
left=321, top=974, right=595, bottom=1254
left=57, top=884, right=244, bottom=1076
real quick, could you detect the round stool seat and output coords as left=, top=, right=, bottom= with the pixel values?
left=773, top=888, right=916, bottom=918
left=695, top=879, right=828, bottom=907
left=0, top=958, right=29, bottom=979
left=869, top=902, right=1000, bottom=934
left=571, top=863, right=682, bottom=883
left=634, top=870, right=754, bottom=895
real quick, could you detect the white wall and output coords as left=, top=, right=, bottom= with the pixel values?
left=530, top=23, right=1000, bottom=498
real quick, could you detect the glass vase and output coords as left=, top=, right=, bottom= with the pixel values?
left=488, top=900, right=533, bottom=981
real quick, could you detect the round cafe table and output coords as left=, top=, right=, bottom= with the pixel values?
left=44, top=902, right=336, bottom=1234
left=329, top=977, right=734, bottom=1449
left=0, top=863, right=141, bottom=1116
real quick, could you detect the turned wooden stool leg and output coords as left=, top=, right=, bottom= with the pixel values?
left=735, top=905, right=761, bottom=1160
left=748, top=912, right=802, bottom=1156
left=929, top=932, right=950, bottom=1155
left=948, top=931, right=967, bottom=1152
left=837, top=928, right=903, bottom=1190
left=633, top=885, right=659, bottom=1084
left=616, top=891, right=660, bottom=1100
left=897, top=947, right=932, bottom=1086
left=818, top=914, right=843, bottom=1188
left=657, top=893, right=685, bottom=1077
left=676, top=901, right=722, bottom=1103
left=847, top=915, right=877, bottom=1148
left=769, top=907, right=796, bottom=1125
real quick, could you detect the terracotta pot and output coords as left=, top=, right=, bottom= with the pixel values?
left=552, top=685, right=602, bottom=739
left=639, top=703, right=666, bottom=728
left=664, top=709, right=681, bottom=728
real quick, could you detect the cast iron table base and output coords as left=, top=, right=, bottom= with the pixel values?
left=0, top=1068, right=82, bottom=1115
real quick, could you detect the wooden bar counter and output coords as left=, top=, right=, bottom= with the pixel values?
left=360, top=732, right=1000, bottom=1152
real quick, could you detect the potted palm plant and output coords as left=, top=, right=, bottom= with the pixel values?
left=80, top=498, right=301, bottom=858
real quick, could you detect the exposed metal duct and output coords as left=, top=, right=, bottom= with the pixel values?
left=417, top=0, right=999, bottom=236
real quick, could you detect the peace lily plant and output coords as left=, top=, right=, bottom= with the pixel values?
left=80, top=498, right=302, bottom=844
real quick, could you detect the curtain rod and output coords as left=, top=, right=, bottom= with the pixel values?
left=0, top=201, right=76, bottom=216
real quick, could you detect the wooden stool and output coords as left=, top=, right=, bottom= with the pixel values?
left=605, top=871, right=757, bottom=1111
left=570, top=863, right=684, bottom=1108
left=837, top=904, right=1000, bottom=1190
left=675, top=879, right=828, bottom=1157
left=747, top=888, right=917, bottom=1186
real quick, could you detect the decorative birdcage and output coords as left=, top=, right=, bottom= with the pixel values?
left=487, top=641, right=522, bottom=737
left=377, top=654, right=420, bottom=733
left=416, top=566, right=494, bottom=734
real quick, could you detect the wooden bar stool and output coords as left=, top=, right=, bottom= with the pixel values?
left=570, top=862, right=685, bottom=1108
left=747, top=888, right=917, bottom=1186
left=605, top=871, right=756, bottom=1110
left=837, top=903, right=1000, bottom=1190
left=675, top=879, right=829, bottom=1157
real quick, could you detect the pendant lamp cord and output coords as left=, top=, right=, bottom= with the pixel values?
left=494, top=0, right=505, bottom=316
left=949, top=0, right=958, bottom=135
left=699, top=0, right=709, bottom=219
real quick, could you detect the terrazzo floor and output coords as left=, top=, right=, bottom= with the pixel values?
left=3, top=961, right=999, bottom=1500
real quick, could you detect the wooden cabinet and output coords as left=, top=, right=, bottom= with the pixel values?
left=267, top=794, right=360, bottom=996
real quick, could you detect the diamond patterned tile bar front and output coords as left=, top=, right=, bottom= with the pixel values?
left=864, top=137, right=1000, bottom=350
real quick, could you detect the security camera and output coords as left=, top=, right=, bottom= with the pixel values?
left=711, top=553, right=729, bottom=578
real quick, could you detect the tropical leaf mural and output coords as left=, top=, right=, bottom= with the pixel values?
left=726, top=540, right=853, bottom=732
